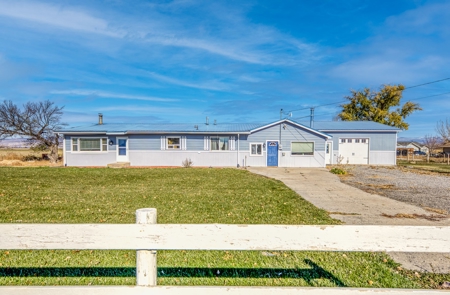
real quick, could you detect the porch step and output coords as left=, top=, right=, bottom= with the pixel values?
left=107, top=162, right=130, bottom=168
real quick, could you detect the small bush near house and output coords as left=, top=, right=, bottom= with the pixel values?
left=182, top=158, right=193, bottom=168
left=330, top=167, right=347, bottom=175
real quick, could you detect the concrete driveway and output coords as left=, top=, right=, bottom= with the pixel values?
left=247, top=167, right=450, bottom=273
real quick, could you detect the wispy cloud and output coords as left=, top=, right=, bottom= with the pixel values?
left=0, top=0, right=317, bottom=65
left=0, top=0, right=125, bottom=37
left=145, top=71, right=230, bottom=91
left=51, top=89, right=178, bottom=102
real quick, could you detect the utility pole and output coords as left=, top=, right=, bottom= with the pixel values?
left=310, top=107, right=315, bottom=128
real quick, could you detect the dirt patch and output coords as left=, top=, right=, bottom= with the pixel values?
left=381, top=213, right=449, bottom=222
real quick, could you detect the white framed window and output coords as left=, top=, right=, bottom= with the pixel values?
left=291, top=142, right=314, bottom=156
left=211, top=136, right=230, bottom=151
left=72, top=138, right=107, bottom=152
left=250, top=143, right=263, bottom=156
left=167, top=137, right=180, bottom=149
left=361, top=139, right=367, bottom=143
left=355, top=139, right=360, bottom=143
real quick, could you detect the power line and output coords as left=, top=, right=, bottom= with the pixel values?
left=285, top=77, right=450, bottom=113
left=404, top=78, right=450, bottom=90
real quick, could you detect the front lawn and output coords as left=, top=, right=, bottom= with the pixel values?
left=0, top=167, right=443, bottom=288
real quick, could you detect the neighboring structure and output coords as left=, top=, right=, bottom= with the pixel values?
left=441, top=143, right=450, bottom=155
left=58, top=116, right=400, bottom=167
left=396, top=141, right=429, bottom=156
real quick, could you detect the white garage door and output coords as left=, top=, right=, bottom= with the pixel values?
left=338, top=138, right=369, bottom=164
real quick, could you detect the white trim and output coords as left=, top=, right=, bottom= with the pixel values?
left=166, top=136, right=181, bottom=150
left=116, top=137, right=129, bottom=162
left=230, top=136, right=236, bottom=151
left=251, top=119, right=332, bottom=139
left=70, top=137, right=108, bottom=153
left=249, top=142, right=264, bottom=157
left=62, top=136, right=66, bottom=166
left=203, top=136, right=209, bottom=150
left=160, top=136, right=166, bottom=150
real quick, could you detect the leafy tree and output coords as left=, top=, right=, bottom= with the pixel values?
left=0, top=100, right=66, bottom=163
left=338, top=84, right=422, bottom=130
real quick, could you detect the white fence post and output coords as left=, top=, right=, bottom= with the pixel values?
left=135, top=208, right=157, bottom=286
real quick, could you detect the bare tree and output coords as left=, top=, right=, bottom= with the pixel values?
left=0, top=100, right=65, bottom=163
left=436, top=119, right=450, bottom=143
left=422, top=134, right=442, bottom=163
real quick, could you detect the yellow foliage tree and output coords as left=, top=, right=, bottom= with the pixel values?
left=338, top=84, right=422, bottom=130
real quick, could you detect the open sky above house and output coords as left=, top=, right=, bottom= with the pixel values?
left=0, top=0, right=449, bottom=139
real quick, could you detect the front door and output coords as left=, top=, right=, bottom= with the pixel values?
left=326, top=142, right=333, bottom=164
left=267, top=141, right=278, bottom=167
left=117, top=137, right=129, bottom=162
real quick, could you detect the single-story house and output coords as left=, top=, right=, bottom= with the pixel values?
left=396, top=141, right=429, bottom=155
left=58, top=116, right=400, bottom=167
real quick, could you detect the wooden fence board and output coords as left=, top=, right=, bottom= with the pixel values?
left=1, top=224, right=449, bottom=252
left=0, top=286, right=449, bottom=295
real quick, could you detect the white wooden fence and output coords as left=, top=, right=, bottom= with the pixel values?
left=0, top=208, right=449, bottom=294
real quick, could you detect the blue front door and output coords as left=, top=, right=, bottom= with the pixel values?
left=267, top=141, right=278, bottom=166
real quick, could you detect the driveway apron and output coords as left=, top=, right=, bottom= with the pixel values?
left=247, top=167, right=450, bottom=273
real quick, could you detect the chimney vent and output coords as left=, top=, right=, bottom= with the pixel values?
left=206, top=116, right=209, bottom=125
left=98, top=113, right=103, bottom=125
left=214, top=119, right=217, bottom=125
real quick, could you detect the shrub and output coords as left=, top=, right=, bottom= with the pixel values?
left=22, top=154, right=41, bottom=161
left=330, top=167, right=346, bottom=175
left=182, top=158, right=193, bottom=168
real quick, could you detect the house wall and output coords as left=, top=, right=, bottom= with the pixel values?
left=64, top=135, right=116, bottom=166
left=326, top=131, right=397, bottom=165
left=63, top=122, right=328, bottom=167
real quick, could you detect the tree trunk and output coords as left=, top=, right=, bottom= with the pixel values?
left=48, top=144, right=59, bottom=163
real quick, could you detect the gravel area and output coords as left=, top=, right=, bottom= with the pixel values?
left=340, top=166, right=450, bottom=214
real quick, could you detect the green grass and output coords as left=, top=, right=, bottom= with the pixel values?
left=0, top=167, right=447, bottom=288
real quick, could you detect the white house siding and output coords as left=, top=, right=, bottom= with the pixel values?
left=369, top=151, right=397, bottom=165
left=129, top=151, right=239, bottom=167
left=245, top=122, right=328, bottom=167
left=326, top=132, right=397, bottom=165
left=65, top=151, right=116, bottom=166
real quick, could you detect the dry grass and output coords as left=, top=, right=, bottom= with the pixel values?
left=327, top=211, right=361, bottom=216
left=423, top=207, right=448, bottom=215
left=381, top=213, right=449, bottom=221
left=0, top=149, right=63, bottom=166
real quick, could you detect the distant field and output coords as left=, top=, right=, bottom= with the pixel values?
left=397, top=160, right=450, bottom=173
left=0, top=167, right=447, bottom=288
left=0, top=148, right=63, bottom=165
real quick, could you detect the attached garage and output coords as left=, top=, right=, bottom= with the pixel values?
left=338, top=138, right=369, bottom=164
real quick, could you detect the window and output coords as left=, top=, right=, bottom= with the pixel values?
left=250, top=143, right=263, bottom=156
left=167, top=137, right=180, bottom=149
left=211, top=137, right=229, bottom=150
left=355, top=139, right=360, bottom=143
left=72, top=138, right=78, bottom=151
left=291, top=142, right=314, bottom=155
left=347, top=139, right=352, bottom=143
left=361, top=139, right=367, bottom=143
left=72, top=138, right=107, bottom=152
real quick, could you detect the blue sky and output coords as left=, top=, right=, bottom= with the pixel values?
left=0, top=0, right=449, bottom=139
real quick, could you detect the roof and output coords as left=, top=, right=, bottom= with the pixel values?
left=58, top=122, right=267, bottom=134
left=298, top=121, right=401, bottom=132
left=57, top=119, right=400, bottom=135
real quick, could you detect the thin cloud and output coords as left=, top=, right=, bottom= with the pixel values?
left=0, top=0, right=124, bottom=37
left=51, top=89, right=178, bottom=102
left=145, top=71, right=230, bottom=91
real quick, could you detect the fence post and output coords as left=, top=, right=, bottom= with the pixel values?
left=136, top=208, right=157, bottom=286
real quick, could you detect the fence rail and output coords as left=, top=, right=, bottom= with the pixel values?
left=0, top=208, right=449, bottom=294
